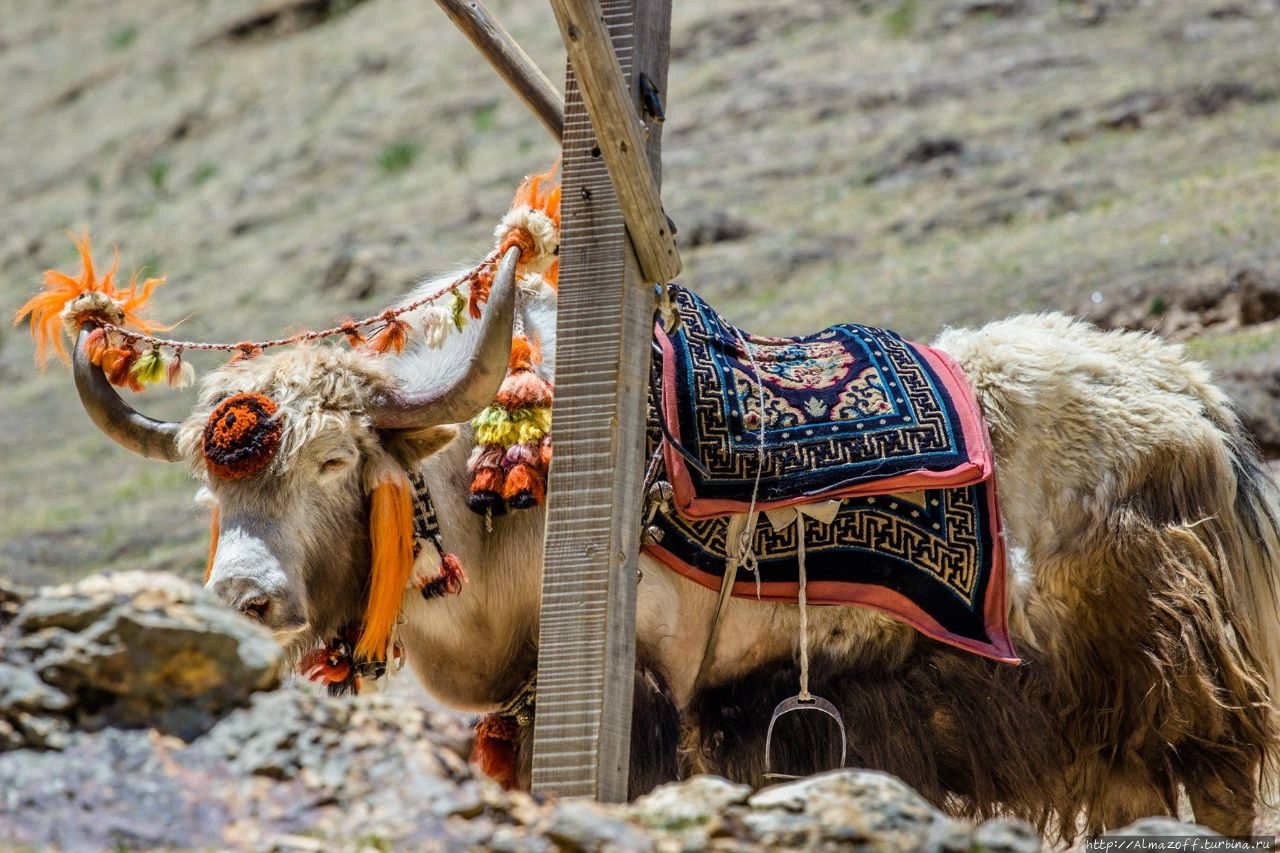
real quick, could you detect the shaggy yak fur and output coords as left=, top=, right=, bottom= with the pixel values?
left=157, top=286, right=1280, bottom=841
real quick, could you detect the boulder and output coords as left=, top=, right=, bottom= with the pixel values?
left=0, top=571, right=281, bottom=747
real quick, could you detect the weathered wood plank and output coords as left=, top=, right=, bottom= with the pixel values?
left=532, top=0, right=671, bottom=802
left=434, top=0, right=565, bottom=139
left=549, top=0, right=680, bottom=286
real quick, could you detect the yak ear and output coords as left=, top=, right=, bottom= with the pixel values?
left=380, top=424, right=459, bottom=468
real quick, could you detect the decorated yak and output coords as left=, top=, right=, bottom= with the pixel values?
left=17, top=167, right=1280, bottom=840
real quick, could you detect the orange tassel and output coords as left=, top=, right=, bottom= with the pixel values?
left=84, top=327, right=109, bottom=366
left=501, top=462, right=544, bottom=509
left=420, top=552, right=468, bottom=600
left=340, top=320, right=366, bottom=348
left=100, top=345, right=143, bottom=391
left=467, top=466, right=506, bottom=516
left=509, top=160, right=562, bottom=231
left=299, top=646, right=352, bottom=685
left=353, top=472, right=415, bottom=663
left=205, top=505, right=219, bottom=585
left=230, top=342, right=263, bottom=363
left=468, top=268, right=494, bottom=320
left=370, top=315, right=408, bottom=355
left=472, top=715, right=521, bottom=789
left=508, top=336, right=533, bottom=372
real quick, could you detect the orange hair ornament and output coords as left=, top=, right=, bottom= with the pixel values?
left=354, top=465, right=416, bottom=663
left=12, top=232, right=170, bottom=368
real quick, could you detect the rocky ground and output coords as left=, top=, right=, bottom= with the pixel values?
left=0, top=572, right=1212, bottom=851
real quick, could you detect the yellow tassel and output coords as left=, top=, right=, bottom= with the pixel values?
left=449, top=290, right=467, bottom=332
left=129, top=348, right=166, bottom=386
left=354, top=470, right=414, bottom=662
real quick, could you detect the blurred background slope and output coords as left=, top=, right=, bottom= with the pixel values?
left=2, top=0, right=1278, bottom=585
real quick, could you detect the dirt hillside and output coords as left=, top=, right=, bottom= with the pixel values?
left=2, top=0, right=1279, bottom=584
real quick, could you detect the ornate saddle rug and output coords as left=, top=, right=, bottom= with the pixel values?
left=643, top=286, right=1016, bottom=662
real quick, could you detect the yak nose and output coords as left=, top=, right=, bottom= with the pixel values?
left=210, top=575, right=277, bottom=624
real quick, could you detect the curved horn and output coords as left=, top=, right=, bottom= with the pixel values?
left=369, top=246, right=521, bottom=430
left=72, top=325, right=181, bottom=461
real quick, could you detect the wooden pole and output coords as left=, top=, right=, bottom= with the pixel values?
left=434, top=0, right=565, bottom=140
left=550, top=0, right=680, bottom=286
left=532, top=0, right=672, bottom=801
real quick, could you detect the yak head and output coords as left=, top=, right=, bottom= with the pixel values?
left=68, top=248, right=521, bottom=661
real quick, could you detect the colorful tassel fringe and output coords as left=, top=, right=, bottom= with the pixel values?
left=12, top=232, right=170, bottom=368
left=472, top=714, right=521, bottom=790
left=466, top=336, right=553, bottom=516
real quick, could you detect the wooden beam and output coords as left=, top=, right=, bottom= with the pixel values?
left=548, top=0, right=681, bottom=286
left=434, top=0, right=565, bottom=140
left=532, top=0, right=672, bottom=801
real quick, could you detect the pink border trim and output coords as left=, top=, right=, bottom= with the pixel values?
left=656, top=327, right=994, bottom=520
left=642, top=479, right=1018, bottom=664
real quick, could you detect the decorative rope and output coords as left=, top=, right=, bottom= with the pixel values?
left=95, top=249, right=501, bottom=357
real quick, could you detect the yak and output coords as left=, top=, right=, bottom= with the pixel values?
left=62, top=239, right=1280, bottom=840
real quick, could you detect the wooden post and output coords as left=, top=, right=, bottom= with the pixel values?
left=433, top=0, right=565, bottom=140
left=532, top=0, right=672, bottom=801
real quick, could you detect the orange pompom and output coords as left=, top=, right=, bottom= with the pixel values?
left=472, top=715, right=522, bottom=789
left=201, top=393, right=282, bottom=481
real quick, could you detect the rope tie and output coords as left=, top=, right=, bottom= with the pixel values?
left=732, top=326, right=766, bottom=595
left=797, top=519, right=811, bottom=701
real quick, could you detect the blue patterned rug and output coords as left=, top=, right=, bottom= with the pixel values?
left=644, top=286, right=1016, bottom=662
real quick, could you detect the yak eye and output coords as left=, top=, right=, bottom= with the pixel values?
left=320, top=457, right=352, bottom=475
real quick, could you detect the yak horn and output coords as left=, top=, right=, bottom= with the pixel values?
left=72, top=324, right=181, bottom=461
left=369, top=245, right=521, bottom=430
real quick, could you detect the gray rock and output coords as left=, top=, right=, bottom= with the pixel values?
left=629, top=774, right=751, bottom=838
left=1, top=571, right=281, bottom=746
left=972, top=818, right=1043, bottom=853
left=544, top=799, right=656, bottom=852
left=1106, top=816, right=1220, bottom=837
left=738, top=770, right=959, bottom=850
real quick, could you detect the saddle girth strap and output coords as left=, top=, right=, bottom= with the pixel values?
left=691, top=511, right=755, bottom=696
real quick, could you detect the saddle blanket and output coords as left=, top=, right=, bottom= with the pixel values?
left=643, top=286, right=1016, bottom=663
